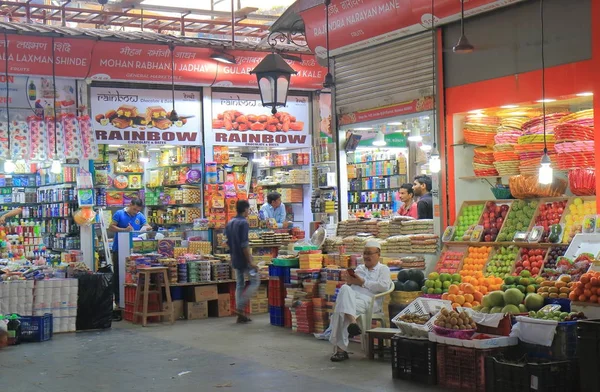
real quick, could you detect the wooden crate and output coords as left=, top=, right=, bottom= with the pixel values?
left=477, top=199, right=514, bottom=244
left=559, top=196, right=597, bottom=244
left=449, top=201, right=487, bottom=242
left=459, top=245, right=496, bottom=277
left=435, top=244, right=468, bottom=275
left=482, top=244, right=521, bottom=278
left=526, top=197, right=570, bottom=241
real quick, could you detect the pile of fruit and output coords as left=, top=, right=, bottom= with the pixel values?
left=460, top=246, right=493, bottom=278
left=423, top=272, right=462, bottom=295
left=434, top=308, right=477, bottom=330
left=513, top=248, right=546, bottom=277
left=533, top=200, right=567, bottom=242
left=479, top=202, right=510, bottom=242
left=562, top=197, right=595, bottom=243
left=441, top=283, right=483, bottom=309
left=485, top=246, right=519, bottom=278
left=537, top=275, right=573, bottom=299
left=527, top=310, right=585, bottom=322
left=395, top=269, right=425, bottom=292
left=453, top=204, right=484, bottom=241
left=435, top=251, right=464, bottom=274
left=502, top=270, right=543, bottom=294
left=461, top=275, right=503, bottom=295
left=475, top=287, right=545, bottom=314
left=541, top=245, right=569, bottom=279
left=398, top=313, right=431, bottom=325
left=569, top=271, right=600, bottom=304
left=497, top=200, right=537, bottom=242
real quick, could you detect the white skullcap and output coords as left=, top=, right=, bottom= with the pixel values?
left=365, top=239, right=381, bottom=249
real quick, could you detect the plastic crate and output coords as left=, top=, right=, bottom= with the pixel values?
left=518, top=321, right=577, bottom=360
left=577, top=319, right=600, bottom=392
left=485, top=356, right=579, bottom=392
left=543, top=297, right=571, bottom=312
left=268, top=265, right=291, bottom=283
left=20, top=314, right=53, bottom=342
left=170, top=287, right=184, bottom=301
left=269, top=305, right=284, bottom=326
left=391, top=336, right=437, bottom=385
left=437, top=344, right=506, bottom=392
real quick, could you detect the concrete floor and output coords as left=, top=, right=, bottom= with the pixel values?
left=0, top=315, right=444, bottom=392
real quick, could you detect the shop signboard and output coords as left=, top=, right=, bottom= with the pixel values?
left=301, top=0, right=526, bottom=57
left=90, top=87, right=202, bottom=145
left=213, top=51, right=326, bottom=90
left=211, top=92, right=311, bottom=148
left=0, top=35, right=91, bottom=78
left=356, top=132, right=407, bottom=148
left=339, top=97, right=433, bottom=126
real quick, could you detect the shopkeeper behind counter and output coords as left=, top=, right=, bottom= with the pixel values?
left=109, top=198, right=152, bottom=304
left=260, top=192, right=292, bottom=228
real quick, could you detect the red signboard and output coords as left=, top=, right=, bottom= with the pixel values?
left=213, top=50, right=326, bottom=90
left=338, top=97, right=433, bottom=125
left=301, top=0, right=526, bottom=56
left=0, top=35, right=92, bottom=78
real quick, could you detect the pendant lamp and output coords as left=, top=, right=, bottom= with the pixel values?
left=429, top=0, right=441, bottom=173
left=537, top=0, right=552, bottom=185
left=2, top=33, right=13, bottom=174
left=169, top=43, right=178, bottom=122
left=251, top=53, right=297, bottom=115
left=322, top=0, right=334, bottom=92
left=50, top=36, right=62, bottom=175
left=453, top=0, right=474, bottom=54
left=372, top=131, right=387, bottom=147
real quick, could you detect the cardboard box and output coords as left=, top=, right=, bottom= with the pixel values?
left=162, top=300, right=184, bottom=321
left=208, top=294, right=231, bottom=317
left=185, top=301, right=208, bottom=320
left=187, top=285, right=218, bottom=302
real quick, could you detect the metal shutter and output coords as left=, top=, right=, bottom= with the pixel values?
left=334, top=32, right=434, bottom=115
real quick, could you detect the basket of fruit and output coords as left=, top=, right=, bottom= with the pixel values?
left=433, top=308, right=477, bottom=339
left=392, top=297, right=452, bottom=338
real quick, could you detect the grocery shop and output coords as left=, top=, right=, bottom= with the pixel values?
left=2, top=0, right=600, bottom=391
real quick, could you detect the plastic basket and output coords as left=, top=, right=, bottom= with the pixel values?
left=485, top=356, right=579, bottom=392
left=391, top=335, right=437, bottom=385
left=392, top=298, right=452, bottom=338
left=390, top=291, right=422, bottom=305
left=577, top=319, right=600, bottom=392
left=437, top=344, right=507, bottom=392
left=272, top=258, right=299, bottom=267
left=269, top=305, right=284, bottom=327
left=491, top=187, right=513, bottom=200
left=20, top=314, right=53, bottom=342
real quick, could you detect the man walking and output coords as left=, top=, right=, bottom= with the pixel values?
left=225, top=200, right=260, bottom=323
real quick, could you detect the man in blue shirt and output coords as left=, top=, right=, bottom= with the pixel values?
left=225, top=200, right=260, bottom=323
left=109, top=198, right=151, bottom=305
left=259, top=192, right=291, bottom=228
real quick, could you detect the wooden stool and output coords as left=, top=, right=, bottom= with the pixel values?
left=366, top=327, right=399, bottom=360
left=133, top=267, right=174, bottom=327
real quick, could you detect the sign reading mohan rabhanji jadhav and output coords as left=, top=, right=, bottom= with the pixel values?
left=211, top=92, right=311, bottom=148
left=91, top=87, right=202, bottom=146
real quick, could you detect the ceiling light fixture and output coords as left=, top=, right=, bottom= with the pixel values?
left=50, top=36, right=61, bottom=175
left=210, top=52, right=237, bottom=65
left=353, top=127, right=373, bottom=131
left=387, top=122, right=403, bottom=126
left=420, top=144, right=433, bottom=152
left=468, top=109, right=484, bottom=114
left=576, top=92, right=594, bottom=97
left=372, top=131, right=387, bottom=146
left=407, top=135, right=423, bottom=142
left=537, top=0, right=553, bottom=186
left=453, top=0, right=474, bottom=54
left=429, top=0, right=441, bottom=174
left=500, top=105, right=519, bottom=109
left=251, top=51, right=297, bottom=115
left=536, top=98, right=556, bottom=103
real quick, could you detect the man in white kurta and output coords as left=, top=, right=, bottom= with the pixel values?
left=329, top=239, right=392, bottom=362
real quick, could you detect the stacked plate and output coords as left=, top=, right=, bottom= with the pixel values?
left=492, top=126, right=523, bottom=175
left=473, top=147, right=498, bottom=176
left=464, top=115, right=500, bottom=146
left=559, top=109, right=594, bottom=127
left=554, top=116, right=595, bottom=169
left=521, top=113, right=567, bottom=135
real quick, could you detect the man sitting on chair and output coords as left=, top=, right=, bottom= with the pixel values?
left=329, top=239, right=392, bottom=362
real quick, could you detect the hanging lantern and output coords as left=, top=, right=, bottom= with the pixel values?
left=250, top=53, right=297, bottom=114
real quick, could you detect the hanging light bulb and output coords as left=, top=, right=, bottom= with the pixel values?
left=4, top=159, right=15, bottom=174
left=429, top=145, right=441, bottom=173
left=51, top=159, right=62, bottom=174
left=15, top=154, right=26, bottom=167
left=372, top=131, right=387, bottom=146
left=538, top=152, right=553, bottom=185
left=139, top=147, right=150, bottom=163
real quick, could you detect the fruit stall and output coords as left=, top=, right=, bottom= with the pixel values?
left=389, top=195, right=600, bottom=392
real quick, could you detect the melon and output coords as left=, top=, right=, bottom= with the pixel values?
left=404, top=280, right=420, bottom=292
left=504, top=288, right=525, bottom=306
left=502, top=304, right=521, bottom=314
left=408, top=269, right=424, bottom=284
left=397, top=270, right=410, bottom=283
left=490, top=306, right=504, bottom=314
left=524, top=293, right=545, bottom=311
left=480, top=307, right=490, bottom=314
left=394, top=281, right=405, bottom=291
left=482, top=295, right=493, bottom=308
left=488, top=291, right=505, bottom=308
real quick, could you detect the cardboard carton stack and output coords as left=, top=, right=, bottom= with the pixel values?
left=0, top=280, right=34, bottom=316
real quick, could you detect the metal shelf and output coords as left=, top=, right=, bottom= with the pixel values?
left=146, top=163, right=202, bottom=170
left=348, top=187, right=401, bottom=192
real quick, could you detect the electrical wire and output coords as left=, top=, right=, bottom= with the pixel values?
left=52, top=36, right=58, bottom=160
left=540, top=0, right=547, bottom=155
left=3, top=32, right=10, bottom=158
left=326, top=0, right=330, bottom=75
left=431, top=0, right=436, bottom=151
left=170, top=43, right=176, bottom=117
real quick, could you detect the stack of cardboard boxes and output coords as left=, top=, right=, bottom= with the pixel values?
left=247, top=285, right=268, bottom=315
left=168, top=285, right=232, bottom=320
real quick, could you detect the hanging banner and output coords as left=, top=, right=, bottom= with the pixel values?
left=0, top=75, right=76, bottom=116
left=90, top=87, right=202, bottom=145
left=301, top=0, right=526, bottom=57
left=213, top=51, right=326, bottom=90
left=88, top=42, right=217, bottom=85
left=0, top=35, right=91, bottom=78
left=211, top=92, right=311, bottom=148
left=339, top=97, right=433, bottom=126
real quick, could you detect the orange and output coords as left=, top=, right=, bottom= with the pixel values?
left=442, top=293, right=449, bottom=300
left=455, top=295, right=466, bottom=305
left=474, top=291, right=484, bottom=302
left=462, top=303, right=473, bottom=308
left=452, top=302, right=461, bottom=310
left=472, top=301, right=480, bottom=307
left=464, top=284, right=475, bottom=294
left=464, top=294, right=474, bottom=303
left=448, top=285, right=460, bottom=295
left=448, top=294, right=456, bottom=302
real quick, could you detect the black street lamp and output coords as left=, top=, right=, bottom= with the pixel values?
left=250, top=53, right=297, bottom=114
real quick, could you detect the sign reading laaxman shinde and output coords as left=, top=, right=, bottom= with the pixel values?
left=91, top=87, right=202, bottom=145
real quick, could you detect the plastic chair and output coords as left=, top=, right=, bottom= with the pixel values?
left=357, top=281, right=395, bottom=353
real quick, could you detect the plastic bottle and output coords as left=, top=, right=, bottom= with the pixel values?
left=0, top=315, right=8, bottom=348
left=7, top=314, right=21, bottom=345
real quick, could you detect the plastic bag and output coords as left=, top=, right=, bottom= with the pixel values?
left=510, top=316, right=557, bottom=346
left=76, top=273, right=114, bottom=331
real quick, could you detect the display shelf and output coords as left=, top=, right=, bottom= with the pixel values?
left=37, top=182, right=78, bottom=188
left=125, top=278, right=269, bottom=288
left=350, top=173, right=402, bottom=179
left=258, top=164, right=309, bottom=170
left=146, top=184, right=199, bottom=189
left=114, top=172, right=145, bottom=175
left=348, top=159, right=401, bottom=165
left=249, top=243, right=285, bottom=248
left=98, top=187, right=144, bottom=191
left=0, top=201, right=78, bottom=206
left=146, top=163, right=201, bottom=170
left=348, top=187, right=401, bottom=192
left=458, top=175, right=510, bottom=180
left=146, top=203, right=201, bottom=208
left=349, top=201, right=392, bottom=205
left=314, top=161, right=336, bottom=165
left=443, top=241, right=555, bottom=247
left=259, top=183, right=310, bottom=188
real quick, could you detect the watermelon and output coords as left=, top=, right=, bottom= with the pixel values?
left=407, top=269, right=424, bottom=284
left=403, top=280, right=420, bottom=292
left=394, top=281, right=405, bottom=291
left=397, top=270, right=410, bottom=283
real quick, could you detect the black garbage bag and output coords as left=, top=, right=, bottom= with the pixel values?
left=76, top=273, right=114, bottom=331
